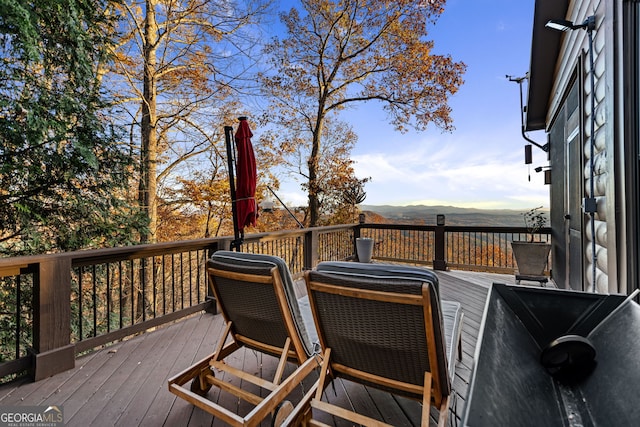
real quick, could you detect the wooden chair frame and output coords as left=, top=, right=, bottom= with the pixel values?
left=285, top=270, right=462, bottom=427
left=168, top=263, right=319, bottom=427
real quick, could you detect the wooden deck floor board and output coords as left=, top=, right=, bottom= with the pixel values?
left=0, top=341, right=108, bottom=406
left=99, top=314, right=202, bottom=426
left=136, top=312, right=223, bottom=427
left=62, top=332, right=156, bottom=423
left=368, top=387, right=416, bottom=427
left=116, top=312, right=224, bottom=426
left=68, top=319, right=189, bottom=422
left=0, top=268, right=499, bottom=426
left=178, top=315, right=227, bottom=427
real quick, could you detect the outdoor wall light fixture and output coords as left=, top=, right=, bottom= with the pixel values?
left=535, top=166, right=552, bottom=185
left=546, top=14, right=598, bottom=291
left=545, top=16, right=596, bottom=32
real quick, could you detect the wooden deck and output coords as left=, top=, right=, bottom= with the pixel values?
left=0, top=270, right=534, bottom=426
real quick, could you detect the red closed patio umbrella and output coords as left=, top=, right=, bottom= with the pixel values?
left=224, top=117, right=257, bottom=249
left=234, top=117, right=258, bottom=232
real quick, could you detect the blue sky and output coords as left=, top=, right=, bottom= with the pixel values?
left=272, top=0, right=549, bottom=210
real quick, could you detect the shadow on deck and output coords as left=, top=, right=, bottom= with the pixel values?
left=0, top=270, right=534, bottom=426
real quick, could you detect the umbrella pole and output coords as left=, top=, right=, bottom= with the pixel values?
left=224, top=125, right=242, bottom=251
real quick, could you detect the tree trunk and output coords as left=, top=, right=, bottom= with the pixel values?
left=308, top=114, right=324, bottom=227
left=139, top=0, right=158, bottom=243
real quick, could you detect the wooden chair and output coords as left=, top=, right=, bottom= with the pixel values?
left=289, top=261, right=463, bottom=427
left=167, top=251, right=320, bottom=427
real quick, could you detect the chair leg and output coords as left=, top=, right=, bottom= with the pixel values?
left=420, top=372, right=433, bottom=427
left=437, top=395, right=450, bottom=427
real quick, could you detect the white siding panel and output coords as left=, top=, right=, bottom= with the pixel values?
left=595, top=219, right=607, bottom=247
left=584, top=126, right=605, bottom=160
left=584, top=175, right=606, bottom=197
left=597, top=247, right=608, bottom=273
left=594, top=125, right=606, bottom=151
left=586, top=245, right=608, bottom=274
left=596, top=269, right=608, bottom=293
left=595, top=173, right=607, bottom=196
left=594, top=100, right=606, bottom=126
left=593, top=150, right=606, bottom=175
left=585, top=65, right=593, bottom=97
left=594, top=47, right=606, bottom=78
left=584, top=97, right=593, bottom=136
left=596, top=196, right=606, bottom=221
left=594, top=20, right=606, bottom=57
left=595, top=69, right=606, bottom=101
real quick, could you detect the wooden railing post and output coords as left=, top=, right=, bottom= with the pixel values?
left=433, top=215, right=447, bottom=270
left=355, top=215, right=364, bottom=239
left=304, top=229, right=319, bottom=270
left=354, top=219, right=364, bottom=259
left=218, top=238, right=233, bottom=251
left=31, top=255, right=75, bottom=381
left=204, top=242, right=220, bottom=314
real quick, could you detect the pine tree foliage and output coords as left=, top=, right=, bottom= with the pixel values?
left=0, top=0, right=147, bottom=255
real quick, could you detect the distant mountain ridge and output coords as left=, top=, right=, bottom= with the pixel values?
left=360, top=205, right=545, bottom=227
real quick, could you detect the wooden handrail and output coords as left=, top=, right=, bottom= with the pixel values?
left=0, top=222, right=550, bottom=382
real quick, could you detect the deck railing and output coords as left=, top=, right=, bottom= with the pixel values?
left=0, top=222, right=550, bottom=382
left=359, top=224, right=551, bottom=272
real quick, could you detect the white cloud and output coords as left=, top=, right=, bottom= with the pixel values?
left=353, top=134, right=549, bottom=210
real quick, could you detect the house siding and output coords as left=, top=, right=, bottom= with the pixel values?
left=618, top=0, right=640, bottom=295
left=545, top=0, right=617, bottom=293
left=585, top=3, right=610, bottom=293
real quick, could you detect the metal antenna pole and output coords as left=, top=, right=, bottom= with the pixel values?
left=507, top=74, right=549, bottom=152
